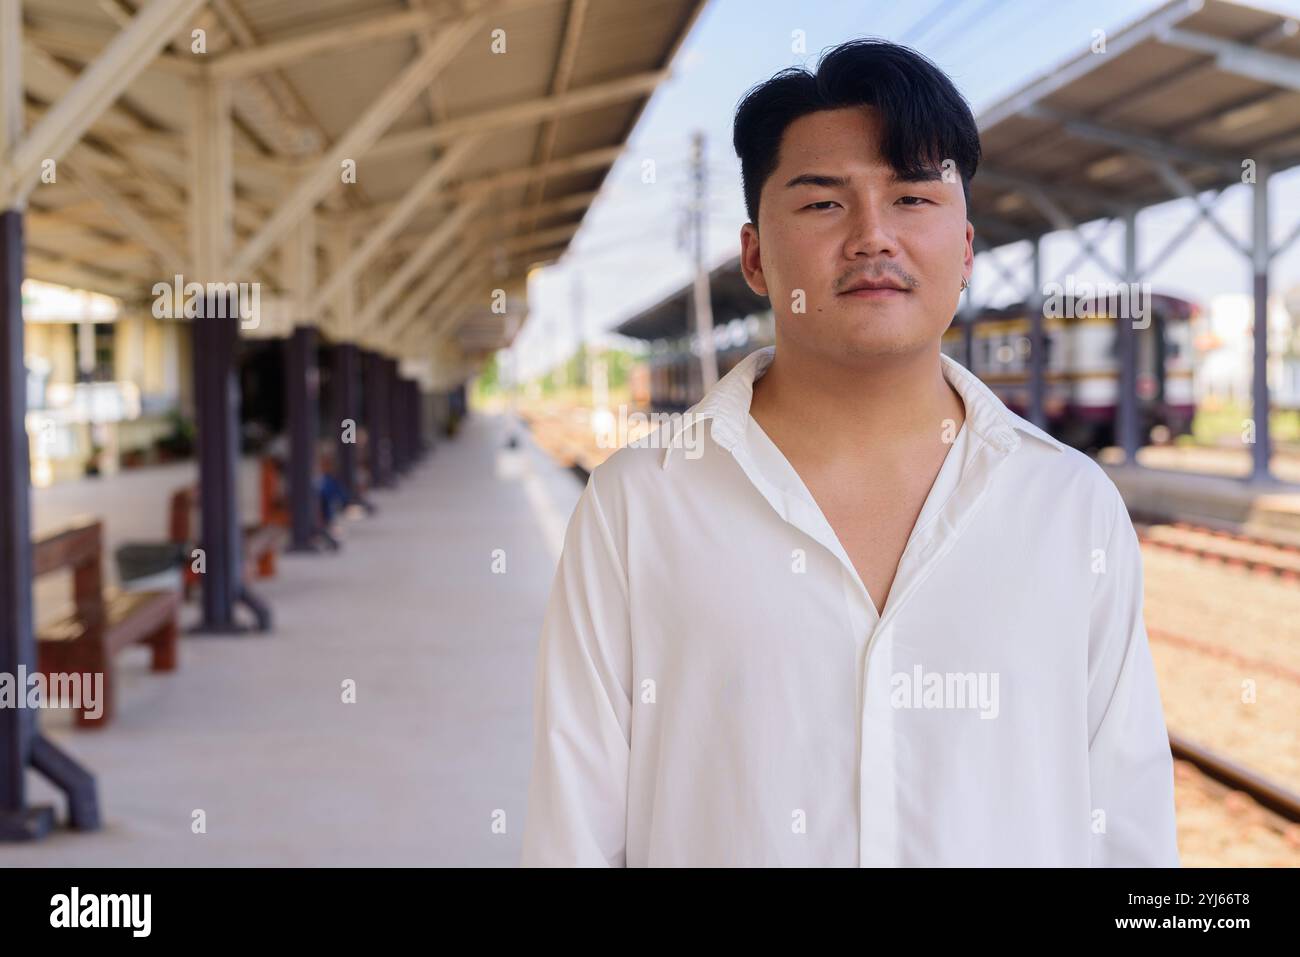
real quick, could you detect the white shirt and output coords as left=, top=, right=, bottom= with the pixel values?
left=520, top=345, right=1180, bottom=867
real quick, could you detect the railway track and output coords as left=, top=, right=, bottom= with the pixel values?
left=517, top=409, right=606, bottom=478
left=1169, top=731, right=1300, bottom=827
left=1132, top=513, right=1300, bottom=581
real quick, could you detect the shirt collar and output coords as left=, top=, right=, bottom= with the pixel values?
left=661, top=345, right=1067, bottom=469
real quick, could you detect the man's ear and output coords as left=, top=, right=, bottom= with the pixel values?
left=963, top=220, right=974, bottom=284
left=739, top=222, right=768, bottom=297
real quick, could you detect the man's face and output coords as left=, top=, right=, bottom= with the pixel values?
left=740, top=106, right=974, bottom=365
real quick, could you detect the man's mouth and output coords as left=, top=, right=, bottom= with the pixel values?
left=838, top=279, right=911, bottom=298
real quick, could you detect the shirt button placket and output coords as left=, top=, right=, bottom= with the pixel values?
left=858, top=619, right=897, bottom=867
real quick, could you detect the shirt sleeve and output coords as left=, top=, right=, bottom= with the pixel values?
left=520, top=475, right=633, bottom=867
left=1085, top=486, right=1181, bottom=867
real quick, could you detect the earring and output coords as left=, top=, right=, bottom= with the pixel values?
left=960, top=276, right=969, bottom=291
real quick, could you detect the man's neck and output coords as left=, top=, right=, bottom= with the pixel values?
left=748, top=342, right=966, bottom=470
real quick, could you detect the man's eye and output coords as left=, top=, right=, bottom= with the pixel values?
left=803, top=200, right=840, bottom=210
left=898, top=196, right=932, bottom=206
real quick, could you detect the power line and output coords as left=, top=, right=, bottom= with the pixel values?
left=898, top=0, right=965, bottom=47
left=918, top=0, right=1008, bottom=55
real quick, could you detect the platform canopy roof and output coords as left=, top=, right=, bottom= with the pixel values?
left=614, top=253, right=771, bottom=342
left=5, top=0, right=705, bottom=384
left=970, top=0, right=1300, bottom=251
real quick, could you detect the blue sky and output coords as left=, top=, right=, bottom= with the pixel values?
left=509, top=0, right=1300, bottom=378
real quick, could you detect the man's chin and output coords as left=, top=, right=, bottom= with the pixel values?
left=818, top=327, right=933, bottom=365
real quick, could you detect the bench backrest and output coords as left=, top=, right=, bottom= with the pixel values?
left=32, top=518, right=104, bottom=621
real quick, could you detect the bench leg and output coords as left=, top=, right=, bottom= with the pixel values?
left=74, top=640, right=113, bottom=730
left=37, top=639, right=109, bottom=727
left=148, top=618, right=179, bottom=672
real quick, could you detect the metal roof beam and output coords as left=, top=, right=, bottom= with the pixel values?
left=970, top=214, right=1035, bottom=246
left=378, top=242, right=482, bottom=347
left=1148, top=157, right=1250, bottom=258
left=332, top=145, right=622, bottom=228
left=229, top=13, right=483, bottom=278
left=210, top=9, right=435, bottom=78
left=1017, top=184, right=1124, bottom=278
left=1140, top=187, right=1225, bottom=276
left=307, top=135, right=482, bottom=315
left=977, top=166, right=1132, bottom=214
left=353, top=200, right=483, bottom=334
left=1051, top=217, right=1123, bottom=284
left=4, top=0, right=207, bottom=207
left=63, top=156, right=186, bottom=274
left=975, top=0, right=1201, bottom=129
left=1022, top=104, right=1241, bottom=178
left=367, top=70, right=666, bottom=162
left=1158, top=25, right=1300, bottom=93
left=973, top=236, right=1035, bottom=300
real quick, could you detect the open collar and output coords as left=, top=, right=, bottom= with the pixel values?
left=661, top=345, right=1066, bottom=470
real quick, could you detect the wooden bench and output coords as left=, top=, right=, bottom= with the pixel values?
left=169, top=485, right=287, bottom=596
left=33, top=518, right=181, bottom=729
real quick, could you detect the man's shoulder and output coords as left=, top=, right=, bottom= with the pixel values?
left=1004, top=409, right=1101, bottom=475
left=998, top=409, right=1125, bottom=524
left=585, top=413, right=718, bottom=502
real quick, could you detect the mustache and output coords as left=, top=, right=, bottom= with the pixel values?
left=834, top=264, right=920, bottom=292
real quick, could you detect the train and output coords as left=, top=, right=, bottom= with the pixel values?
left=632, top=293, right=1200, bottom=452
left=939, top=292, right=1198, bottom=450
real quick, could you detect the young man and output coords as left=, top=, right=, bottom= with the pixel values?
left=521, top=39, right=1179, bottom=867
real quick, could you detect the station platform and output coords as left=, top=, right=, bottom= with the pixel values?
left=1102, top=447, right=1300, bottom=541
left=2, top=413, right=581, bottom=866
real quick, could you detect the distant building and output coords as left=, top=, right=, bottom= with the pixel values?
left=1192, top=292, right=1300, bottom=409
left=22, top=279, right=192, bottom=484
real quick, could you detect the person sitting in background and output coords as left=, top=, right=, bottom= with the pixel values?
left=317, top=441, right=349, bottom=536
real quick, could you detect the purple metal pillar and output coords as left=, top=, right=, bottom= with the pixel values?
left=332, top=342, right=362, bottom=504
left=364, top=350, right=393, bottom=489
left=192, top=293, right=270, bottom=632
left=389, top=363, right=408, bottom=476
left=408, top=381, right=424, bottom=462
left=286, top=325, right=321, bottom=551
left=0, top=209, right=99, bottom=840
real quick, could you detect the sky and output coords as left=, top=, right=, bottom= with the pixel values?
left=508, top=0, right=1300, bottom=380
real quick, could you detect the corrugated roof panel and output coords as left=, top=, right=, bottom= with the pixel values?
left=232, top=0, right=399, bottom=39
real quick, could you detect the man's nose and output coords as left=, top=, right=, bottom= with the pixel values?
left=842, top=207, right=897, bottom=259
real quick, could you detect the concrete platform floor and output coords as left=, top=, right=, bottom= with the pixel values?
left=3, top=412, right=581, bottom=866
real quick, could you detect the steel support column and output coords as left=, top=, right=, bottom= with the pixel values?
left=390, top=367, right=408, bottom=475
left=1028, top=237, right=1046, bottom=429
left=409, top=381, right=424, bottom=461
left=1117, top=208, right=1141, bottom=463
left=364, top=350, right=393, bottom=488
left=0, top=209, right=99, bottom=840
left=1250, top=163, right=1274, bottom=484
left=192, top=298, right=270, bottom=632
left=332, top=342, right=363, bottom=504
left=286, top=325, right=321, bottom=551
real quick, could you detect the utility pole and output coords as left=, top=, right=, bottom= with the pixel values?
left=551, top=311, right=566, bottom=392
left=571, top=270, right=586, bottom=389
left=690, top=130, right=718, bottom=392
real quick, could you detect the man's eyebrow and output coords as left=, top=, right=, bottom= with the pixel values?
left=890, top=167, right=945, bottom=184
left=784, top=168, right=947, bottom=189
left=783, top=173, right=850, bottom=189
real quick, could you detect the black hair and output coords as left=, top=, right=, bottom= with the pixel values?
left=732, top=39, right=981, bottom=226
